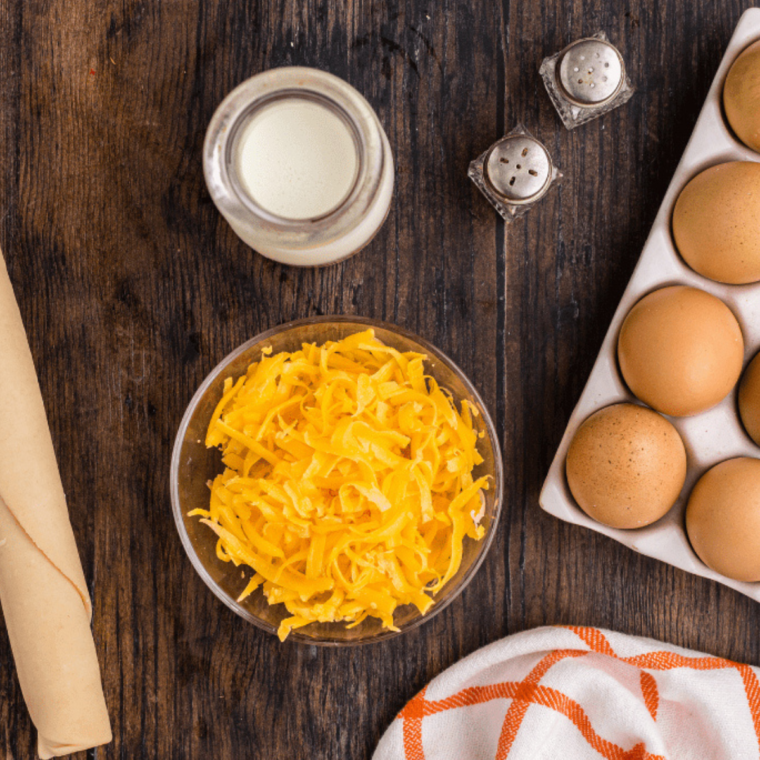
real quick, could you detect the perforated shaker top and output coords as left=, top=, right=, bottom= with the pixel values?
left=484, top=135, right=553, bottom=205
left=557, top=38, right=624, bottom=106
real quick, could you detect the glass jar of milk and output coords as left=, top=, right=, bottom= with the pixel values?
left=204, top=67, right=394, bottom=267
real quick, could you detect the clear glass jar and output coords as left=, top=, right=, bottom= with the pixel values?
left=203, top=67, right=394, bottom=267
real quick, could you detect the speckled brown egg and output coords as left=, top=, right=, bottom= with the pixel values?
left=672, top=161, right=760, bottom=284
left=739, top=351, right=760, bottom=446
left=566, top=403, right=687, bottom=529
left=724, top=40, right=760, bottom=153
left=686, top=457, right=760, bottom=582
left=617, top=285, right=744, bottom=417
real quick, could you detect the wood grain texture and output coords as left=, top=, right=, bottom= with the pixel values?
left=0, top=0, right=758, bottom=757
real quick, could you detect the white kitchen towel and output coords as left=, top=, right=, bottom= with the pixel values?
left=373, top=626, right=760, bottom=760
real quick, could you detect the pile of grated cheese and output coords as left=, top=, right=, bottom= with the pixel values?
left=190, top=329, right=489, bottom=641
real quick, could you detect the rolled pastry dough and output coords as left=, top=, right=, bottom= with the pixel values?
left=0, top=249, right=111, bottom=757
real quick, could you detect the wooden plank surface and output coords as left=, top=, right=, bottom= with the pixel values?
left=0, top=0, right=758, bottom=757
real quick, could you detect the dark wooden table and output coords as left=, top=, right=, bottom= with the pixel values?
left=0, top=1, right=758, bottom=757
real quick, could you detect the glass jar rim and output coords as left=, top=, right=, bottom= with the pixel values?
left=226, top=90, right=363, bottom=224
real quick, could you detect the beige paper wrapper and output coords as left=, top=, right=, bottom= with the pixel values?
left=0, top=249, right=111, bottom=757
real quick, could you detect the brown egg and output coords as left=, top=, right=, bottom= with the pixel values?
left=672, top=162, right=760, bottom=284
left=724, top=40, right=760, bottom=153
left=566, top=403, right=687, bottom=529
left=617, top=286, right=744, bottom=417
left=686, top=457, right=760, bottom=582
left=739, top=351, right=760, bottom=446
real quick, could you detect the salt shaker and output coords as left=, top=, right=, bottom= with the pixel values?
left=540, top=33, right=634, bottom=129
left=468, top=126, right=561, bottom=222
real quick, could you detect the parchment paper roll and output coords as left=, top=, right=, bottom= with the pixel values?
left=0, top=249, right=111, bottom=757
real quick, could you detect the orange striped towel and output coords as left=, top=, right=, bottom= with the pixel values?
left=374, top=626, right=760, bottom=760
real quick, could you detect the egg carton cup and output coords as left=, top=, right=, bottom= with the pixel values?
left=540, top=8, right=760, bottom=602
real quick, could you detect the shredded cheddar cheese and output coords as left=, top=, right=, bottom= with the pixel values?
left=190, top=329, right=489, bottom=641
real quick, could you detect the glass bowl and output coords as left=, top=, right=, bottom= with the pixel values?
left=170, top=316, right=503, bottom=645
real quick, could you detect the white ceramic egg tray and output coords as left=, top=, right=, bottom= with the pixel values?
left=540, top=8, right=760, bottom=602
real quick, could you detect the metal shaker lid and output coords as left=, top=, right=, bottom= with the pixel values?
left=484, top=134, right=553, bottom=205
left=557, top=38, right=625, bottom=107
